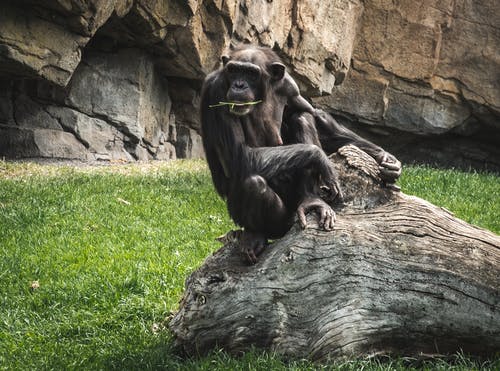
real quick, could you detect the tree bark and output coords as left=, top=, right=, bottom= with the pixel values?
left=169, top=145, right=500, bottom=359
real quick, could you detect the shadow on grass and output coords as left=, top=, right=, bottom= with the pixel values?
left=101, top=332, right=500, bottom=371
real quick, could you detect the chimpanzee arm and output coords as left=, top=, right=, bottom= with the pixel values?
left=203, top=144, right=229, bottom=198
left=313, top=110, right=379, bottom=155
left=293, top=147, right=342, bottom=231
left=252, top=144, right=342, bottom=231
left=277, top=72, right=315, bottom=114
left=275, top=68, right=400, bottom=182
left=200, top=72, right=238, bottom=198
left=288, top=94, right=315, bottom=114
left=315, top=110, right=402, bottom=183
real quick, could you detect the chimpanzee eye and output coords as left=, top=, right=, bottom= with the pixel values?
left=226, top=64, right=238, bottom=74
left=246, top=69, right=260, bottom=82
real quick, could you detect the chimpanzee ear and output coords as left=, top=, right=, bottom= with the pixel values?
left=269, top=62, right=286, bottom=81
left=222, top=55, right=230, bottom=66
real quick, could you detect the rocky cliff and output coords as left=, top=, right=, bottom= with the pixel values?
left=0, top=1, right=498, bottom=169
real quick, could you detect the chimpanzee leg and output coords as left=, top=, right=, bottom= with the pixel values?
left=253, top=145, right=343, bottom=231
left=281, top=112, right=321, bottom=146
left=227, top=175, right=291, bottom=264
left=235, top=175, right=290, bottom=234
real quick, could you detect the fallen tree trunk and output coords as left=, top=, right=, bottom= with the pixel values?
left=169, top=145, right=500, bottom=359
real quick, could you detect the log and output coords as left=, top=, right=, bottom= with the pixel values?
left=169, top=145, right=500, bottom=359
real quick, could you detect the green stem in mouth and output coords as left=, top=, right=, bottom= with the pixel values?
left=208, top=100, right=263, bottom=109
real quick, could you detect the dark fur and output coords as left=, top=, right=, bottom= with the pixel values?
left=228, top=144, right=337, bottom=237
left=201, top=45, right=401, bottom=262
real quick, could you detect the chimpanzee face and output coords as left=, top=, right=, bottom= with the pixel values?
left=222, top=50, right=286, bottom=116
left=223, top=60, right=262, bottom=116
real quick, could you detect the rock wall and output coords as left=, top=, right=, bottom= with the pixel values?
left=314, top=0, right=499, bottom=134
left=0, top=0, right=498, bottom=168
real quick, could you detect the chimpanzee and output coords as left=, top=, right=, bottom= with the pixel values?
left=201, top=45, right=401, bottom=263
left=282, top=110, right=402, bottom=185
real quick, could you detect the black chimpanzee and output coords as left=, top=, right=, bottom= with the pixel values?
left=201, top=45, right=401, bottom=263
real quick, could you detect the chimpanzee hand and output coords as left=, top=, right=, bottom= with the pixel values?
left=297, top=197, right=336, bottom=231
left=324, top=175, right=344, bottom=204
left=240, top=230, right=268, bottom=264
left=377, top=152, right=402, bottom=190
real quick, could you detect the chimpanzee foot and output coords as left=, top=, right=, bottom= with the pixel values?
left=378, top=152, right=402, bottom=185
left=240, top=230, right=268, bottom=264
left=297, top=197, right=336, bottom=231
left=216, top=229, right=243, bottom=244
left=320, top=177, right=344, bottom=204
left=385, top=182, right=401, bottom=192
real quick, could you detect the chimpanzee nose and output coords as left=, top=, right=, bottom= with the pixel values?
left=234, top=80, right=246, bottom=90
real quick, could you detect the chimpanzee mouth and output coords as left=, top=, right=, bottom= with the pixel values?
left=229, top=104, right=252, bottom=116
left=208, top=100, right=262, bottom=116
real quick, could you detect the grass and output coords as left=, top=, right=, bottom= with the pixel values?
left=0, top=160, right=498, bottom=370
left=399, top=166, right=499, bottom=233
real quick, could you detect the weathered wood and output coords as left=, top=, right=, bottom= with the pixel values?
left=169, top=145, right=500, bottom=359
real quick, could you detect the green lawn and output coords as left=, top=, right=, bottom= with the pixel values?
left=0, top=160, right=498, bottom=370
